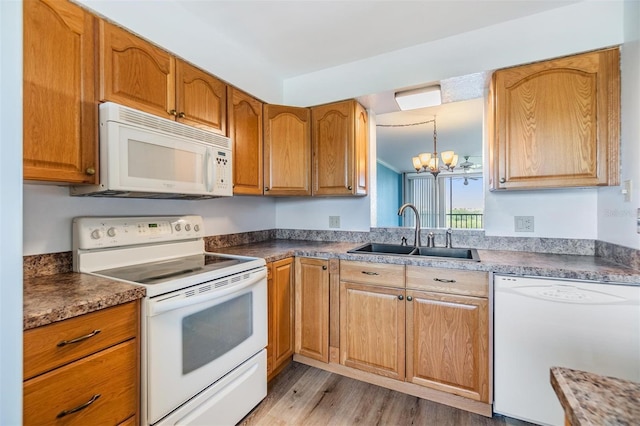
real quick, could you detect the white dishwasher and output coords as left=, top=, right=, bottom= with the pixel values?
left=494, top=274, right=640, bottom=426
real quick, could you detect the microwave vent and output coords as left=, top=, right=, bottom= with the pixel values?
left=117, top=106, right=230, bottom=150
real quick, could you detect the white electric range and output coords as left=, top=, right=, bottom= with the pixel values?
left=73, top=215, right=267, bottom=426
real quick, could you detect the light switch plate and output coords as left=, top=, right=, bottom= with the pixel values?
left=623, top=180, right=632, bottom=202
left=514, top=216, right=534, bottom=232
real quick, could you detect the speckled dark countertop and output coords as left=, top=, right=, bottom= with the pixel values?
left=23, top=239, right=639, bottom=330
left=212, top=240, right=640, bottom=284
left=23, top=273, right=145, bottom=330
left=550, top=367, right=640, bottom=425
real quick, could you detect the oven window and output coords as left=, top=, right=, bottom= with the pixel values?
left=182, top=293, right=253, bottom=374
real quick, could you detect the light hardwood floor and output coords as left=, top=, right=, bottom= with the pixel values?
left=239, top=362, right=536, bottom=426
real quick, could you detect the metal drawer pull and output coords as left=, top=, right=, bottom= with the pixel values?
left=57, top=329, right=101, bottom=347
left=433, top=278, right=456, bottom=283
left=361, top=271, right=379, bottom=276
left=57, top=394, right=101, bottom=418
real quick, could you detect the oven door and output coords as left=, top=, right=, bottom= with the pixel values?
left=145, top=267, right=267, bottom=424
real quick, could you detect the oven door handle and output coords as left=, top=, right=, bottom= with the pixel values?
left=147, top=269, right=266, bottom=316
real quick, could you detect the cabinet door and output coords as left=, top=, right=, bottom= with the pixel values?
left=99, top=20, right=175, bottom=119
left=176, top=60, right=227, bottom=135
left=272, top=258, right=295, bottom=372
left=294, top=257, right=329, bottom=362
left=339, top=282, right=405, bottom=380
left=23, top=0, right=97, bottom=184
left=311, top=100, right=368, bottom=196
left=228, top=88, right=264, bottom=195
left=263, top=105, right=311, bottom=196
left=490, top=48, right=620, bottom=190
left=406, top=289, right=489, bottom=402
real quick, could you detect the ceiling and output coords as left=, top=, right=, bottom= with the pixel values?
left=134, top=0, right=580, bottom=173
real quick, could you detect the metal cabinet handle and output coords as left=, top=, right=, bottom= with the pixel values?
left=85, top=167, right=95, bottom=176
left=499, top=177, right=506, bottom=183
left=433, top=278, right=456, bottom=283
left=169, top=109, right=178, bottom=116
left=398, top=295, right=404, bottom=300
left=178, top=112, right=186, bottom=118
left=322, top=265, right=327, bottom=270
left=361, top=271, right=379, bottom=276
left=57, top=394, right=101, bottom=418
left=57, top=329, right=101, bottom=347
left=407, top=295, right=413, bottom=301
left=264, top=187, right=270, bottom=192
left=348, top=185, right=353, bottom=190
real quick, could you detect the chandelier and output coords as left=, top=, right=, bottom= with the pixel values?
left=411, top=116, right=458, bottom=178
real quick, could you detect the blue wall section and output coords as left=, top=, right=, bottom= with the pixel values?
left=376, top=162, right=403, bottom=227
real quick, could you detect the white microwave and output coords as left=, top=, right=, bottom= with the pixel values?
left=71, top=102, right=232, bottom=199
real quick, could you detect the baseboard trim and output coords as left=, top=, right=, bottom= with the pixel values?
left=293, top=354, right=493, bottom=418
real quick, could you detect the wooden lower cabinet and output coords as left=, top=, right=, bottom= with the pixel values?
left=23, top=301, right=140, bottom=425
left=294, top=257, right=329, bottom=362
left=339, top=282, right=405, bottom=380
left=267, top=257, right=295, bottom=380
left=295, top=260, right=492, bottom=415
left=406, top=289, right=489, bottom=402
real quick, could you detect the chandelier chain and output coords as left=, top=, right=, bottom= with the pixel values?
left=375, top=119, right=435, bottom=128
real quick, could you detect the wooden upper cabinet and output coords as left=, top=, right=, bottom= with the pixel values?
left=176, top=60, right=226, bottom=134
left=263, top=104, right=312, bottom=196
left=99, top=20, right=175, bottom=119
left=100, top=21, right=227, bottom=135
left=490, top=47, right=620, bottom=190
left=311, top=100, right=368, bottom=196
left=228, top=88, right=263, bottom=195
left=23, top=0, right=98, bottom=184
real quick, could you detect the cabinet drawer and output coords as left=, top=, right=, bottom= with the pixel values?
left=406, top=266, right=488, bottom=297
left=23, top=339, right=138, bottom=426
left=24, top=301, right=138, bottom=380
left=340, top=260, right=404, bottom=288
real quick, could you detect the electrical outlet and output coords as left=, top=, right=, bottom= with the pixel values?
left=514, top=216, right=534, bottom=232
left=329, top=216, right=341, bottom=229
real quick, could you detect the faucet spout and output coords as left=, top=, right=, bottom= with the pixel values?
left=397, top=203, right=421, bottom=247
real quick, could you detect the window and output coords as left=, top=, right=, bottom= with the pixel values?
left=404, top=172, right=483, bottom=229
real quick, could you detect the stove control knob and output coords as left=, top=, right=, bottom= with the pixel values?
left=91, top=229, right=103, bottom=240
left=107, top=227, right=117, bottom=237
left=194, top=224, right=200, bottom=232
left=185, top=224, right=192, bottom=232
left=175, top=223, right=181, bottom=232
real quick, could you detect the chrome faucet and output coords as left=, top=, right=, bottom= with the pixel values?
left=426, top=232, right=435, bottom=248
left=445, top=228, right=453, bottom=248
left=397, top=203, right=421, bottom=247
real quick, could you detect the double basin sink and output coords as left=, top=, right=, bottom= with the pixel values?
left=348, top=243, right=480, bottom=262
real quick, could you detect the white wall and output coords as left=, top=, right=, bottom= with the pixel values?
left=23, top=185, right=276, bottom=255
left=0, top=0, right=23, bottom=423
left=597, top=0, right=640, bottom=250
left=283, top=1, right=624, bottom=106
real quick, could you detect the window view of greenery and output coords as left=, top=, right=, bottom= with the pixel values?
left=404, top=173, right=483, bottom=229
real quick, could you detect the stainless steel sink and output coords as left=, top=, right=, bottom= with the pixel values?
left=347, top=243, right=480, bottom=261
left=413, top=246, right=480, bottom=261
left=347, top=243, right=417, bottom=255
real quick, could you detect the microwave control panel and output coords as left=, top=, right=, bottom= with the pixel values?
left=213, top=150, right=232, bottom=195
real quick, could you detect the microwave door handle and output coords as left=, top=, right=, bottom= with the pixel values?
left=204, top=149, right=214, bottom=192
left=147, top=269, right=266, bottom=316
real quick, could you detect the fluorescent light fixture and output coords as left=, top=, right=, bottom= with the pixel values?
left=394, top=85, right=442, bottom=111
